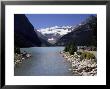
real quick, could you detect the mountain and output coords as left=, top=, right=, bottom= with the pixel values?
left=35, top=30, right=52, bottom=46
left=14, top=14, right=41, bottom=47
left=56, top=15, right=97, bottom=46
left=37, top=26, right=74, bottom=44
left=37, top=26, right=73, bottom=35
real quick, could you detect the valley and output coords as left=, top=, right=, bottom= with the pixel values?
left=14, top=14, right=97, bottom=76
left=34, top=15, right=97, bottom=47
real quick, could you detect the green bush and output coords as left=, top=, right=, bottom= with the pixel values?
left=14, top=47, right=20, bottom=54
left=81, top=52, right=95, bottom=59
left=81, top=52, right=86, bottom=59
left=86, top=52, right=95, bottom=59
left=77, top=51, right=82, bottom=55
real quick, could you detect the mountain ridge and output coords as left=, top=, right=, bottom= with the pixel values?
left=55, top=15, right=97, bottom=46
left=14, top=14, right=41, bottom=48
left=34, top=15, right=97, bottom=46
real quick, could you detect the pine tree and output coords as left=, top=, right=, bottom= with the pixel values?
left=14, top=47, right=20, bottom=54
left=69, top=42, right=77, bottom=55
left=64, top=41, right=77, bottom=55
left=64, top=42, right=71, bottom=52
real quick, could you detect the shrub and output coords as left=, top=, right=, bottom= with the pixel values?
left=86, top=52, right=95, bottom=59
left=77, top=51, right=82, bottom=55
left=81, top=52, right=86, bottom=59
left=14, top=47, right=20, bottom=54
left=81, top=52, right=95, bottom=59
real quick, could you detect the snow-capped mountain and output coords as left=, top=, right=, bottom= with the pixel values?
left=34, top=15, right=96, bottom=46
left=36, top=26, right=74, bottom=44
left=37, top=26, right=74, bottom=36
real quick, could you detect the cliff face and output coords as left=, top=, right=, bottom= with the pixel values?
left=14, top=14, right=41, bottom=47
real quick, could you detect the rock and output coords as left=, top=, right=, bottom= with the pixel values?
left=22, top=57, right=25, bottom=60
left=91, top=63, right=96, bottom=68
left=61, top=51, right=97, bottom=76
left=87, top=64, right=91, bottom=67
left=16, top=60, right=20, bottom=62
left=26, top=53, right=31, bottom=58
left=82, top=72, right=90, bottom=76
left=68, top=68, right=72, bottom=71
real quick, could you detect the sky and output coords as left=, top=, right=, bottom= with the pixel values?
left=25, top=14, right=96, bottom=29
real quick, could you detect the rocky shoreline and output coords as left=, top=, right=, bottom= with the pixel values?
left=60, top=51, right=97, bottom=76
left=14, top=52, right=31, bottom=66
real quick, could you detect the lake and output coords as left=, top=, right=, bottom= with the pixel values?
left=14, top=47, right=73, bottom=76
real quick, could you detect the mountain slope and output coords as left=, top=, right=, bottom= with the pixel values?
left=37, top=26, right=74, bottom=44
left=35, top=30, right=52, bottom=46
left=14, top=14, right=41, bottom=47
left=56, top=15, right=97, bottom=46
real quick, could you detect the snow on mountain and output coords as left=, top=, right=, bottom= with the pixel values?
left=36, top=25, right=75, bottom=44
left=37, top=26, right=73, bottom=36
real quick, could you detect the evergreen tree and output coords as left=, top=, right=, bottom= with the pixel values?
left=69, top=42, right=77, bottom=55
left=64, top=42, right=71, bottom=52
left=14, top=47, right=20, bottom=54
left=64, top=41, right=77, bottom=55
